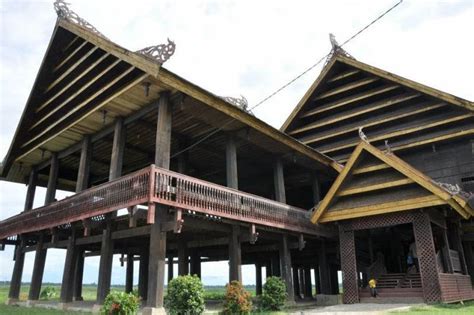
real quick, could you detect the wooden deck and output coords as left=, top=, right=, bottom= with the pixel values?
left=0, top=165, right=335, bottom=240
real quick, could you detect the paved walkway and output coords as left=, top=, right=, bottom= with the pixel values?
left=289, top=303, right=423, bottom=314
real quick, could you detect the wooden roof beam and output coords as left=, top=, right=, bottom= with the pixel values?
left=52, top=40, right=89, bottom=73
left=289, top=93, right=421, bottom=135
left=314, top=77, right=378, bottom=100
left=352, top=163, right=390, bottom=175
left=337, top=178, right=414, bottom=196
left=320, top=113, right=473, bottom=154
left=301, top=102, right=446, bottom=145
left=327, top=69, right=360, bottom=83
left=301, top=85, right=399, bottom=119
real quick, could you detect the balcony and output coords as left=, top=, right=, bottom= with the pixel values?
left=0, top=165, right=334, bottom=240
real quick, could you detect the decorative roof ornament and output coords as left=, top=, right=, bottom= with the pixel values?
left=384, top=140, right=392, bottom=155
left=135, top=39, right=176, bottom=64
left=358, top=127, right=369, bottom=143
left=434, top=181, right=474, bottom=200
left=53, top=0, right=108, bottom=39
left=220, top=95, right=254, bottom=115
left=324, top=33, right=354, bottom=66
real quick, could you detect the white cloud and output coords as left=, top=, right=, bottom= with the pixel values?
left=1, top=0, right=472, bottom=285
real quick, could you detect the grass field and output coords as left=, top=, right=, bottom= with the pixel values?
left=391, top=300, right=474, bottom=314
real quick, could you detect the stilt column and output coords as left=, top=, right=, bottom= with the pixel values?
left=73, top=249, right=85, bottom=301
left=7, top=238, right=25, bottom=304
left=339, top=226, right=358, bottom=304
left=125, top=254, right=134, bottom=293
left=304, top=267, right=313, bottom=298
left=60, top=235, right=78, bottom=304
left=279, top=235, right=295, bottom=302
left=256, top=263, right=262, bottom=296
left=28, top=234, right=48, bottom=301
left=229, top=225, right=242, bottom=283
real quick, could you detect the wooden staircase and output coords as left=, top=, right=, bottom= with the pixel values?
left=360, top=273, right=423, bottom=303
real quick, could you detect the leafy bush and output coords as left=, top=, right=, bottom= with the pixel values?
left=40, top=286, right=58, bottom=300
left=165, top=275, right=205, bottom=315
left=101, top=291, right=140, bottom=315
left=261, top=277, right=286, bottom=311
left=223, top=281, right=253, bottom=315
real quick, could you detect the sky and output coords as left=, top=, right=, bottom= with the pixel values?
left=0, top=0, right=473, bottom=286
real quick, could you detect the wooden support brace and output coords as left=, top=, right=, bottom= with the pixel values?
left=250, top=224, right=259, bottom=244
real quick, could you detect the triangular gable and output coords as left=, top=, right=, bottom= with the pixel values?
left=311, top=140, right=473, bottom=223
left=282, top=54, right=474, bottom=132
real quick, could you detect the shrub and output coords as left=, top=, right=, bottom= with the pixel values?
left=40, top=286, right=58, bottom=300
left=165, top=275, right=205, bottom=315
left=223, top=281, right=253, bottom=315
left=261, top=277, right=286, bottom=311
left=101, top=291, right=140, bottom=315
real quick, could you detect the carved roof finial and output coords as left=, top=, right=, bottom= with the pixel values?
left=135, top=39, right=176, bottom=64
left=324, top=33, right=354, bottom=66
left=358, top=127, right=369, bottom=143
left=220, top=95, right=254, bottom=115
left=53, top=0, right=108, bottom=39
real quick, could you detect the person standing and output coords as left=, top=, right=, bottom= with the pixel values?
left=409, top=241, right=418, bottom=272
left=369, top=278, right=377, bottom=298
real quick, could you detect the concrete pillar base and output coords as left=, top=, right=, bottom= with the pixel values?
left=142, top=306, right=167, bottom=315
left=57, top=302, right=72, bottom=310
left=5, top=298, right=19, bottom=305
left=26, top=300, right=38, bottom=307
left=92, top=304, right=103, bottom=314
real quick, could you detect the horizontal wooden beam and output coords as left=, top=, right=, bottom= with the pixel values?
left=337, top=178, right=414, bottom=196
left=290, top=93, right=420, bottom=135
left=314, top=77, right=378, bottom=100
left=301, top=85, right=398, bottom=119
left=301, top=102, right=446, bottom=145
left=352, top=163, right=390, bottom=175
left=319, top=195, right=446, bottom=222
left=320, top=113, right=473, bottom=154
left=327, top=69, right=359, bottom=83
left=52, top=40, right=89, bottom=72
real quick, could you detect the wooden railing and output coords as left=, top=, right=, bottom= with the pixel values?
left=0, top=165, right=333, bottom=239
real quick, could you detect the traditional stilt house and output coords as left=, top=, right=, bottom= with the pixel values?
left=1, top=1, right=473, bottom=311
left=282, top=45, right=474, bottom=303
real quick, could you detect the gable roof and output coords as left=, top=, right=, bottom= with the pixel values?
left=282, top=54, right=474, bottom=132
left=310, top=140, right=473, bottom=224
left=1, top=12, right=342, bottom=181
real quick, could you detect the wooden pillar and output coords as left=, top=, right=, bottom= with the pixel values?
left=304, top=267, right=313, bottom=298
left=76, top=135, right=91, bottom=193
left=138, top=250, right=149, bottom=300
left=125, top=254, right=134, bottom=293
left=292, top=266, right=300, bottom=298
left=45, top=153, right=58, bottom=205
left=273, top=158, right=286, bottom=203
left=73, top=249, right=84, bottom=301
left=60, top=235, right=78, bottom=303
left=96, top=227, right=114, bottom=304
left=24, top=168, right=37, bottom=211
left=28, top=234, right=47, bottom=301
left=368, top=231, right=374, bottom=264
left=463, top=242, right=474, bottom=284
left=226, top=134, right=238, bottom=189
left=266, top=261, right=272, bottom=278
left=330, top=264, right=339, bottom=295
left=229, top=225, right=242, bottom=283
left=190, top=251, right=201, bottom=278
left=449, top=220, right=468, bottom=274
left=413, top=212, right=441, bottom=303
left=255, top=263, right=263, bottom=296
left=109, top=117, right=125, bottom=180
left=314, top=266, right=321, bottom=295
left=145, top=91, right=172, bottom=312
left=319, top=240, right=331, bottom=294
left=8, top=238, right=25, bottom=303
left=441, top=227, right=453, bottom=273
left=312, top=173, right=321, bottom=205
left=339, top=227, right=358, bottom=304
left=178, top=240, right=189, bottom=276
left=279, top=235, right=295, bottom=302
left=167, top=254, right=174, bottom=283
left=271, top=255, right=281, bottom=277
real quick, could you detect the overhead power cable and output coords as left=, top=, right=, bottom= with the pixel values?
left=171, top=0, right=404, bottom=159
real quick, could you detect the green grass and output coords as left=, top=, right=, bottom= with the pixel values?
left=391, top=300, right=474, bottom=314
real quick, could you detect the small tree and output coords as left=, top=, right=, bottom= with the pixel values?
left=223, top=281, right=253, bottom=315
left=101, top=291, right=140, bottom=315
left=40, top=286, right=58, bottom=300
left=165, top=275, right=205, bottom=315
left=261, top=276, right=286, bottom=311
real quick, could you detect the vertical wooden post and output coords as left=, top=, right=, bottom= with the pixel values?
left=293, top=266, right=300, bottom=298
left=271, top=255, right=281, bottom=277
left=96, top=227, right=114, bottom=304
left=24, top=168, right=37, bottom=211
left=330, top=264, right=339, bottom=295
left=314, top=266, right=321, bottom=295
left=45, top=153, right=58, bottom=205
left=273, top=158, right=286, bottom=203
left=178, top=240, right=189, bottom=276
left=255, top=263, right=262, bottom=296
left=449, top=220, right=468, bottom=274
left=229, top=225, right=242, bottom=283
left=339, top=226, right=358, bottom=304
left=109, top=117, right=125, bottom=180
left=73, top=249, right=84, bottom=301
left=7, top=238, right=25, bottom=304
left=299, top=268, right=306, bottom=298
left=304, top=267, right=313, bottom=299
left=144, top=91, right=172, bottom=314
left=368, top=231, right=374, bottom=264
left=60, top=235, right=77, bottom=304
left=138, top=250, right=149, bottom=300
left=167, top=254, right=174, bottom=283
left=279, top=235, right=295, bottom=302
left=413, top=212, right=441, bottom=303
left=441, top=227, right=453, bottom=273
left=265, top=261, right=272, bottom=278
left=28, top=234, right=47, bottom=301
left=226, top=134, right=238, bottom=189
left=76, top=135, right=92, bottom=193
left=312, top=173, right=321, bottom=205
left=463, top=242, right=474, bottom=284
left=319, top=240, right=331, bottom=294
left=190, top=251, right=201, bottom=278
left=125, top=254, right=134, bottom=293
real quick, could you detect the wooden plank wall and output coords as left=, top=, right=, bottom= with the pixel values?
left=439, top=273, right=474, bottom=303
